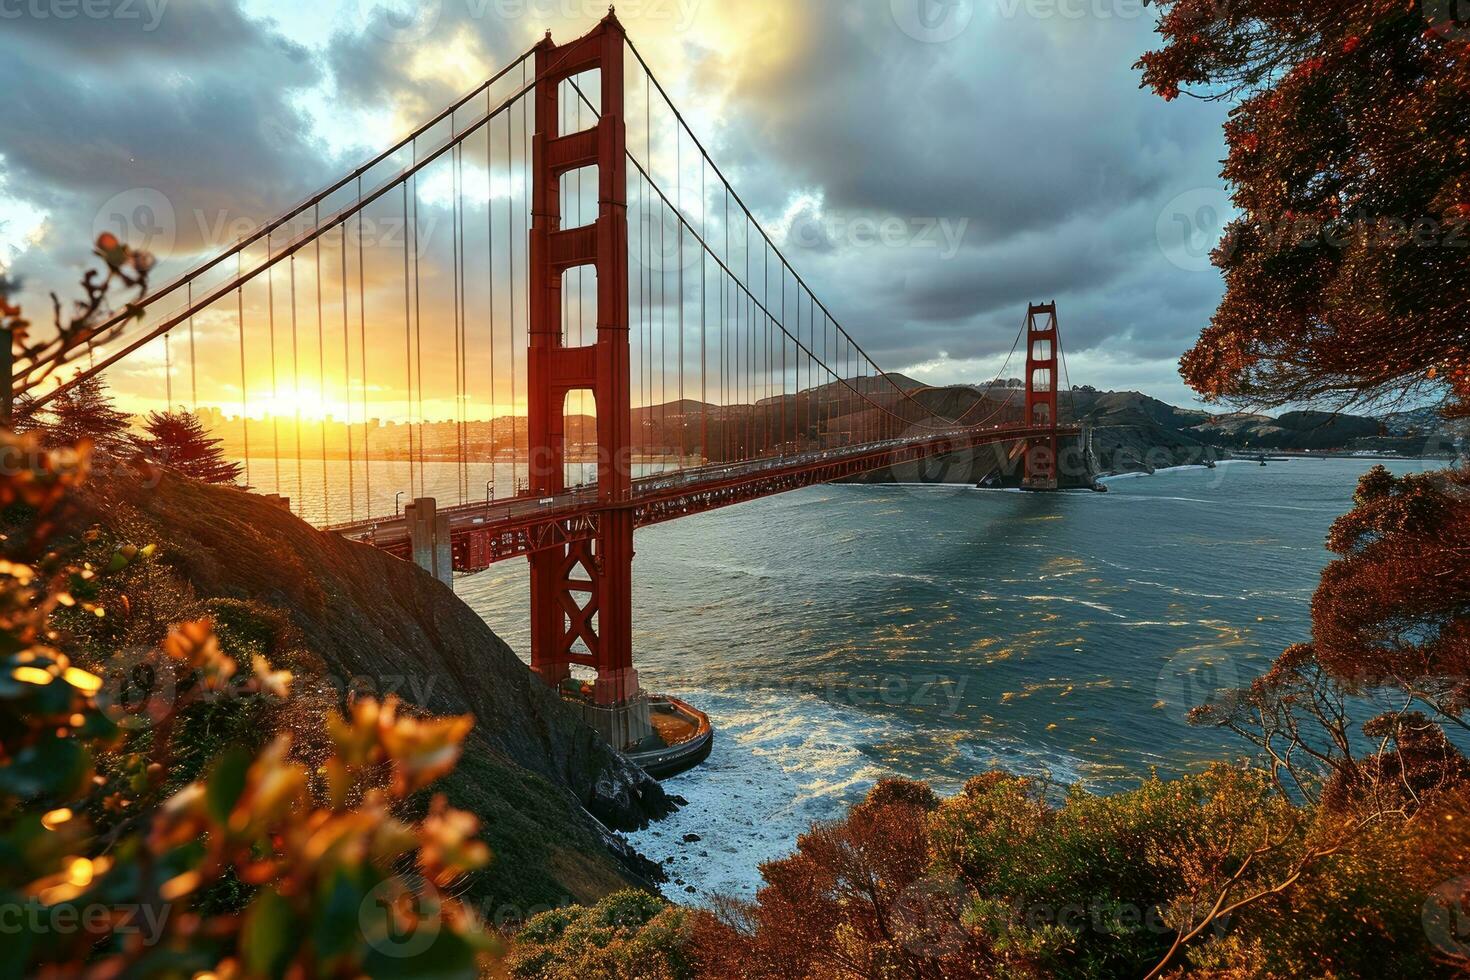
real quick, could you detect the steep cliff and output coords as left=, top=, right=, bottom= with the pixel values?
left=82, top=467, right=675, bottom=911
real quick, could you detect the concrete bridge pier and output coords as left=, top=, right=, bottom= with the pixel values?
left=405, top=497, right=454, bottom=589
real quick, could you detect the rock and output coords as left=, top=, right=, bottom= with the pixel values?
left=588, top=752, right=680, bottom=832
left=681, top=833, right=702, bottom=843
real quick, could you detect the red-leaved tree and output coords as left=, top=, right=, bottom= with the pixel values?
left=1137, top=2, right=1470, bottom=415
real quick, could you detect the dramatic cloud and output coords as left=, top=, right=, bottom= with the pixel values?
left=0, top=0, right=1235, bottom=413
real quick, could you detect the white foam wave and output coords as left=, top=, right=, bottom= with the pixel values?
left=626, top=689, right=1081, bottom=904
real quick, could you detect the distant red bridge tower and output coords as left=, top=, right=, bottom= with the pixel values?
left=1022, top=302, right=1061, bottom=491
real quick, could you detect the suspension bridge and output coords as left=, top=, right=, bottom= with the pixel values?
left=26, top=13, right=1083, bottom=747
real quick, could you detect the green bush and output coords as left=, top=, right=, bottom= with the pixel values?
left=507, top=889, right=696, bottom=980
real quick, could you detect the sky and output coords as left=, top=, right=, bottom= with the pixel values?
left=0, top=0, right=1238, bottom=418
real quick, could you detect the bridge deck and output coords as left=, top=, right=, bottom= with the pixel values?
left=325, top=423, right=1080, bottom=573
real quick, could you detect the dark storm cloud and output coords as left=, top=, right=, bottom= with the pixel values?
left=690, top=1, right=1232, bottom=381
left=0, top=0, right=251, bottom=61
left=0, top=0, right=329, bottom=297
left=324, top=2, right=526, bottom=120
left=0, top=0, right=1235, bottom=403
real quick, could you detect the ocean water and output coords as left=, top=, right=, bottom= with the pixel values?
left=456, top=456, right=1440, bottom=900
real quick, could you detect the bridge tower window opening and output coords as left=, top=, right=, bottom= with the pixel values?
left=562, top=387, right=599, bottom=488
left=560, top=265, right=598, bottom=347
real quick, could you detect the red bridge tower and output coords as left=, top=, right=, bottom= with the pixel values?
left=526, top=14, right=642, bottom=737
left=1022, top=302, right=1061, bottom=490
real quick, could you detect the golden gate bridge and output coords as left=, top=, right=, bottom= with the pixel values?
left=25, top=13, right=1080, bottom=747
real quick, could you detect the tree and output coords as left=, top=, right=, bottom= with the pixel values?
left=1315, top=466, right=1470, bottom=696
left=2, top=234, right=152, bottom=405
left=45, top=374, right=132, bottom=455
left=1136, top=3, right=1470, bottom=416
left=133, top=409, right=244, bottom=485
left=2, top=248, right=497, bottom=978
left=0, top=430, right=497, bottom=977
left=1138, top=10, right=1470, bottom=972
left=670, top=769, right=1462, bottom=979
left=506, top=890, right=697, bottom=980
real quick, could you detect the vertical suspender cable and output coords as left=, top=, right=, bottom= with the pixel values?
left=267, top=235, right=281, bottom=494
left=526, top=81, right=534, bottom=491
left=401, top=182, right=416, bottom=501
left=411, top=165, right=426, bottom=496
left=507, top=103, right=518, bottom=494
left=341, top=223, right=356, bottom=524
left=315, top=204, right=329, bottom=524
left=237, top=253, right=251, bottom=490
left=452, top=140, right=466, bottom=504
left=290, top=255, right=303, bottom=510
left=486, top=92, right=497, bottom=503
left=700, top=150, right=707, bottom=462
left=677, top=124, right=685, bottom=466
left=188, top=280, right=198, bottom=411
left=357, top=179, right=372, bottom=518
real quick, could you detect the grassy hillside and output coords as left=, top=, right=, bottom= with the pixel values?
left=76, top=466, right=675, bottom=913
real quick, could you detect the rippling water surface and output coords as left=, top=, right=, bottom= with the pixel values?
left=454, top=457, right=1436, bottom=899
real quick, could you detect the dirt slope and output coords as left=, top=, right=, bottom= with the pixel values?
left=85, top=467, right=675, bottom=911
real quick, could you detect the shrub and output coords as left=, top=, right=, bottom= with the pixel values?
left=0, top=431, right=497, bottom=978
left=506, top=889, right=697, bottom=980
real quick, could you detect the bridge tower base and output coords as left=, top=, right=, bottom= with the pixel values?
left=525, top=14, right=648, bottom=747
left=1022, top=302, right=1061, bottom=491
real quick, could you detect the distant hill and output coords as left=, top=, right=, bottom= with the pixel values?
left=1069, top=389, right=1213, bottom=431
left=620, top=376, right=1459, bottom=472
left=1188, top=409, right=1384, bottom=450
